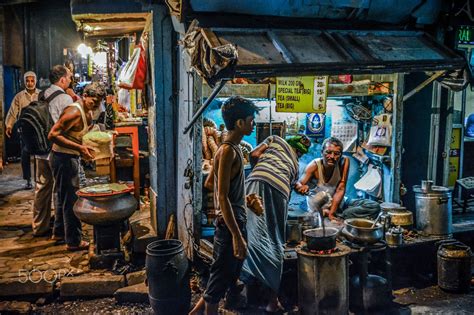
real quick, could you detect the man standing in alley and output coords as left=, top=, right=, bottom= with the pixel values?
left=190, top=96, right=260, bottom=315
left=5, top=71, right=40, bottom=190
left=48, top=82, right=106, bottom=251
left=32, top=65, right=73, bottom=237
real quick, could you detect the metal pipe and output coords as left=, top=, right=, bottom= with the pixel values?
left=402, top=71, right=445, bottom=102
left=183, top=79, right=228, bottom=134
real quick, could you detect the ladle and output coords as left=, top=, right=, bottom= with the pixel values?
left=371, top=211, right=384, bottom=228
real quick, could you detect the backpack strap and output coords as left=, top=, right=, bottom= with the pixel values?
left=45, top=90, right=65, bottom=103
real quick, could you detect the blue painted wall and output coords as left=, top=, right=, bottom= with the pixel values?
left=201, top=97, right=383, bottom=214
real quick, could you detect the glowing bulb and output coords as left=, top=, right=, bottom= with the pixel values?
left=77, top=43, right=92, bottom=57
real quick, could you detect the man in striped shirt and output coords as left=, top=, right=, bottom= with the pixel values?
left=242, top=134, right=310, bottom=313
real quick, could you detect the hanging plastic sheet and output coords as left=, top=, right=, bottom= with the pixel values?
left=181, top=20, right=238, bottom=87
left=117, top=43, right=147, bottom=90
left=354, top=164, right=382, bottom=198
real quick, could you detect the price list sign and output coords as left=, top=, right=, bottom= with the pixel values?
left=276, top=76, right=327, bottom=113
left=313, top=76, right=328, bottom=112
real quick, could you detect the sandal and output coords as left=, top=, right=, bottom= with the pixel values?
left=66, top=240, right=90, bottom=251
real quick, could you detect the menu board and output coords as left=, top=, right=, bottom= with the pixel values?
left=276, top=76, right=327, bottom=113
left=313, top=76, right=328, bottom=112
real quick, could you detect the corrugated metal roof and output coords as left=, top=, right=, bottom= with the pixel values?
left=207, top=28, right=465, bottom=77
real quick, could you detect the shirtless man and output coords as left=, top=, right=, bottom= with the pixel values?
left=190, top=96, right=259, bottom=315
left=48, top=82, right=106, bottom=251
left=296, top=137, right=349, bottom=221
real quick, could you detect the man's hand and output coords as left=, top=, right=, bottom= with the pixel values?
left=246, top=193, right=264, bottom=216
left=232, top=234, right=247, bottom=260
left=295, top=182, right=309, bottom=194
left=323, top=209, right=340, bottom=222
left=79, top=145, right=95, bottom=161
left=5, top=127, right=12, bottom=138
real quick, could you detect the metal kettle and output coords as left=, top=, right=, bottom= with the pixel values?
left=385, top=226, right=403, bottom=246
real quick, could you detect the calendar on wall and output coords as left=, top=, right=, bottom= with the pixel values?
left=331, top=120, right=358, bottom=152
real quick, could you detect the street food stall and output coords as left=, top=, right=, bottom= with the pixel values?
left=176, top=24, right=465, bottom=253
left=174, top=22, right=466, bottom=312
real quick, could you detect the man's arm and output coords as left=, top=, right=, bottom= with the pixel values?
left=48, top=106, right=94, bottom=161
left=203, top=164, right=214, bottom=191
left=249, top=142, right=268, bottom=168
left=217, top=146, right=247, bottom=260
left=5, top=94, right=21, bottom=137
left=295, top=160, right=317, bottom=194
left=327, top=157, right=350, bottom=220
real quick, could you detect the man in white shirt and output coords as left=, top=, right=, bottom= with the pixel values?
left=32, top=65, right=73, bottom=237
left=5, top=71, right=40, bottom=189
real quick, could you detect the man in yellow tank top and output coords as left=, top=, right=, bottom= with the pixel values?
left=48, top=83, right=106, bottom=251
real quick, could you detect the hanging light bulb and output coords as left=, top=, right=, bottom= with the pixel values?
left=77, top=43, right=93, bottom=57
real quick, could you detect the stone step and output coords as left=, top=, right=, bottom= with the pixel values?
left=0, top=278, right=54, bottom=298
left=114, top=282, right=149, bottom=304
left=60, top=274, right=125, bottom=298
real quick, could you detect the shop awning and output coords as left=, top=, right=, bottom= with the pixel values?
left=184, top=27, right=465, bottom=80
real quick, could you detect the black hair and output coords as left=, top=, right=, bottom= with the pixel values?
left=221, top=96, right=259, bottom=130
left=49, top=65, right=69, bottom=84
left=321, top=137, right=343, bottom=152
left=83, top=82, right=106, bottom=99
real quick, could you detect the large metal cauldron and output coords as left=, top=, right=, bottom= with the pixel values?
left=146, top=239, right=191, bottom=315
left=74, top=190, right=137, bottom=226
left=414, top=184, right=452, bottom=236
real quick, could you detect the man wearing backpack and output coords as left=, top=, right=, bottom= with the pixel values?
left=32, top=65, right=73, bottom=237
left=5, top=71, right=40, bottom=190
left=48, top=82, right=106, bottom=251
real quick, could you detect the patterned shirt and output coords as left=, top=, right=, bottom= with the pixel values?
left=247, top=135, right=299, bottom=198
left=5, top=89, right=40, bottom=129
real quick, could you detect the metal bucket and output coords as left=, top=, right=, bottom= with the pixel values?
left=413, top=184, right=452, bottom=236
left=437, top=242, right=472, bottom=293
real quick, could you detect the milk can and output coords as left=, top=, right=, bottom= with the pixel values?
left=437, top=242, right=472, bottom=293
left=413, top=182, right=452, bottom=236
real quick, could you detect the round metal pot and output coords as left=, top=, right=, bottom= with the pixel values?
left=389, top=210, right=413, bottom=228
left=342, top=218, right=383, bottom=244
left=74, top=192, right=137, bottom=226
left=413, top=184, right=452, bottom=236
left=303, top=227, right=338, bottom=251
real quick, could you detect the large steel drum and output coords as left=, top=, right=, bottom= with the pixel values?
left=413, top=184, right=452, bottom=236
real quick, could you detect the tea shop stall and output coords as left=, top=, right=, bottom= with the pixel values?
left=174, top=24, right=465, bottom=259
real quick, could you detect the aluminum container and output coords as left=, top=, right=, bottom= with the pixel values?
left=413, top=184, right=452, bottom=236
left=297, top=245, right=350, bottom=314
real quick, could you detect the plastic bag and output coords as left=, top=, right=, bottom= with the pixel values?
left=83, top=130, right=113, bottom=160
left=367, top=114, right=392, bottom=147
left=117, top=44, right=147, bottom=90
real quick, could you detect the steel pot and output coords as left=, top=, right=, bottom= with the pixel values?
left=413, top=184, right=452, bottom=236
left=286, top=220, right=302, bottom=244
left=342, top=218, right=383, bottom=244
left=303, top=227, right=338, bottom=251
